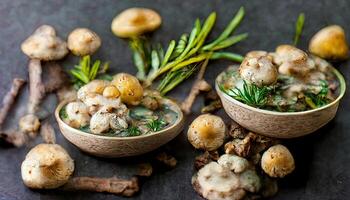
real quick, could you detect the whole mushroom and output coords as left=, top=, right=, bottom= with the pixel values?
left=187, top=114, right=226, bottom=151
left=64, top=101, right=90, bottom=128
left=309, top=25, right=349, bottom=60
left=19, top=114, right=41, bottom=137
left=21, top=144, right=74, bottom=189
left=111, top=73, right=144, bottom=106
left=67, top=28, right=101, bottom=56
left=239, top=53, right=278, bottom=86
left=261, top=144, right=295, bottom=178
left=90, top=107, right=112, bottom=134
left=111, top=8, right=162, bottom=38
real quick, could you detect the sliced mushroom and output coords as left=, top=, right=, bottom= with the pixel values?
left=67, top=28, right=101, bottom=56
left=21, top=25, right=68, bottom=61
left=111, top=8, right=162, bottom=38
left=309, top=25, right=349, bottom=60
left=239, top=54, right=278, bottom=86
left=21, top=144, right=74, bottom=189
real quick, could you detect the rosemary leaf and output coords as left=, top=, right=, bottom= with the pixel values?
left=151, top=50, right=160, bottom=69
left=210, top=33, right=248, bottom=51
left=171, top=34, right=188, bottom=59
left=293, top=13, right=305, bottom=46
left=210, top=52, right=244, bottom=62
left=161, top=40, right=176, bottom=67
left=171, top=53, right=209, bottom=72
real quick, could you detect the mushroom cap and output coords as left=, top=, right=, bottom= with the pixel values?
left=192, top=162, right=246, bottom=200
left=261, top=144, right=295, bottom=178
left=103, top=85, right=121, bottom=98
left=19, top=114, right=40, bottom=133
left=21, top=144, right=74, bottom=189
left=65, top=101, right=90, bottom=128
left=309, top=25, right=349, bottom=60
left=217, top=154, right=250, bottom=173
left=239, top=55, right=278, bottom=86
left=67, top=28, right=101, bottom=56
left=111, top=73, right=144, bottom=106
left=111, top=8, right=162, bottom=38
left=187, top=114, right=226, bottom=151
left=90, top=106, right=113, bottom=134
left=77, top=79, right=110, bottom=101
left=21, top=25, right=68, bottom=61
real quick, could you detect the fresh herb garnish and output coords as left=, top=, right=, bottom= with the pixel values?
left=146, top=118, right=166, bottom=132
left=59, top=107, right=68, bottom=120
left=305, top=80, right=330, bottom=109
left=222, top=81, right=271, bottom=108
left=126, top=126, right=142, bottom=136
left=129, top=7, right=247, bottom=93
left=293, top=13, right=305, bottom=46
left=69, top=55, right=110, bottom=89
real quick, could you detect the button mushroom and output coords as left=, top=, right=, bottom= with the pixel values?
left=261, top=144, right=295, bottom=178
left=187, top=114, right=226, bottom=151
left=309, top=25, right=349, bottom=60
left=192, top=162, right=246, bottom=200
left=111, top=73, right=144, bottom=106
left=64, top=101, right=90, bottom=128
left=77, top=80, right=110, bottom=101
left=111, top=8, right=162, bottom=38
left=67, top=28, right=101, bottom=56
left=21, top=25, right=68, bottom=61
left=239, top=53, right=278, bottom=86
left=273, top=45, right=312, bottom=77
left=21, top=144, right=74, bottom=189
left=102, top=85, right=121, bottom=98
left=89, top=107, right=112, bottom=134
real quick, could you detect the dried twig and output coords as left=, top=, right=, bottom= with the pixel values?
left=181, top=58, right=211, bottom=114
left=201, top=100, right=222, bottom=113
left=27, top=59, right=45, bottom=114
left=62, top=176, right=139, bottom=197
left=40, top=121, right=56, bottom=144
left=155, top=152, right=177, bottom=168
left=0, top=78, right=26, bottom=129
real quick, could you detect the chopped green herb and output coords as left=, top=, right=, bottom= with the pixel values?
left=146, top=119, right=166, bottom=132
left=293, top=13, right=305, bottom=46
left=126, top=126, right=142, bottom=136
left=305, top=80, right=329, bottom=108
left=59, top=107, right=68, bottom=120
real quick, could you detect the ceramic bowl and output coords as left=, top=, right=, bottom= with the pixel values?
left=55, top=98, right=185, bottom=158
left=216, top=66, right=346, bottom=138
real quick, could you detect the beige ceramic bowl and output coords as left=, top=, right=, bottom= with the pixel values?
left=216, top=66, right=346, bottom=138
left=55, top=98, right=185, bottom=158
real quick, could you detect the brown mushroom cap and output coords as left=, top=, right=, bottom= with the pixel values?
left=67, top=28, right=101, bottom=56
left=111, top=73, right=144, bottom=106
left=309, top=25, right=349, bottom=60
left=111, top=8, right=162, bottom=38
left=19, top=114, right=40, bottom=133
left=187, top=114, right=226, bottom=151
left=21, top=144, right=74, bottom=189
left=261, top=144, right=295, bottom=178
left=21, top=25, right=68, bottom=61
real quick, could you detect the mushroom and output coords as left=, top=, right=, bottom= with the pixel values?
left=21, top=144, right=74, bottom=189
left=111, top=73, right=144, bottom=106
left=65, top=101, right=90, bottom=128
left=187, top=114, right=226, bottom=151
left=239, top=169, right=261, bottom=193
left=239, top=54, right=278, bottom=86
left=111, top=8, right=162, bottom=38
left=19, top=114, right=41, bottom=137
left=102, top=85, right=121, bottom=98
left=21, top=25, right=68, bottom=61
left=67, top=28, right=101, bottom=56
left=77, top=79, right=110, bottom=101
left=110, top=114, right=128, bottom=131
left=273, top=45, right=312, bottom=77
left=89, top=107, right=112, bottom=134
left=309, top=25, right=349, bottom=60
left=261, top=144, right=295, bottom=178
left=140, top=95, right=159, bottom=110
left=217, top=154, right=250, bottom=173
left=192, top=162, right=246, bottom=200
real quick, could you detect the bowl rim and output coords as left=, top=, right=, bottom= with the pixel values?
left=54, top=98, right=184, bottom=140
left=215, top=65, right=346, bottom=116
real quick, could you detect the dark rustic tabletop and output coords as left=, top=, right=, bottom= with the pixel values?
left=0, top=0, right=349, bottom=200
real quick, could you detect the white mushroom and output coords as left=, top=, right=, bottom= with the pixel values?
left=65, top=101, right=90, bottom=128
left=217, top=154, right=250, bottom=173
left=111, top=8, right=162, bottom=38
left=239, top=54, right=278, bottom=86
left=83, top=94, right=122, bottom=109
left=21, top=144, right=74, bottom=189
left=21, top=25, right=68, bottom=61
left=239, top=169, right=261, bottom=193
left=261, top=144, right=295, bottom=178
left=19, top=114, right=41, bottom=138
left=187, top=114, right=226, bottom=151
left=67, top=28, right=101, bottom=56
left=110, top=114, right=128, bottom=131
left=192, top=162, right=246, bottom=200
left=89, top=107, right=112, bottom=134
left=77, top=80, right=110, bottom=101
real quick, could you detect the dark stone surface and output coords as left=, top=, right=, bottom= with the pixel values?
left=0, top=0, right=349, bottom=199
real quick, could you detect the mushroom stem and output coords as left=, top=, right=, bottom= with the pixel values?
left=181, top=58, right=211, bottom=114
left=62, top=176, right=139, bottom=197
left=40, top=122, right=56, bottom=144
left=0, top=78, right=26, bottom=130
left=0, top=130, right=28, bottom=147
left=44, top=62, right=68, bottom=93
left=28, top=59, right=45, bottom=114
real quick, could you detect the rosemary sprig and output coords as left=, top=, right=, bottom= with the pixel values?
left=146, top=118, right=166, bottom=132
left=293, top=13, right=305, bottom=46
left=129, top=7, right=247, bottom=93
left=69, top=55, right=110, bottom=89
left=126, top=126, right=142, bottom=136
left=222, top=81, right=271, bottom=108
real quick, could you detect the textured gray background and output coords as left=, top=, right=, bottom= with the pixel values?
left=0, top=0, right=349, bottom=199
